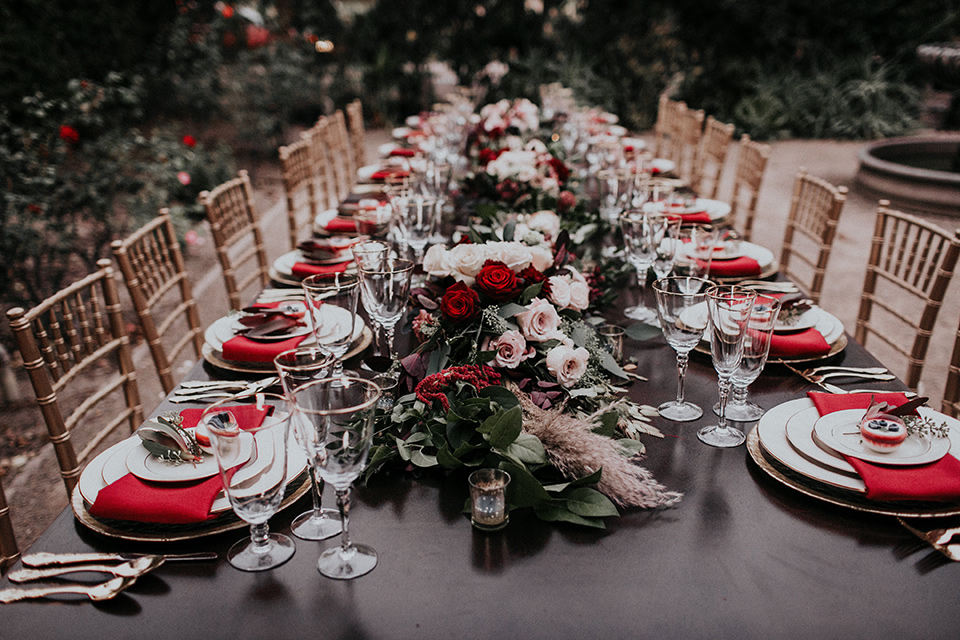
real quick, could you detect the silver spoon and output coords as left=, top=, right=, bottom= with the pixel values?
left=0, top=576, right=137, bottom=603
left=6, top=555, right=165, bottom=584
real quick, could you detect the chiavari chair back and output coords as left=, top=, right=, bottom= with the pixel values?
left=692, top=116, right=735, bottom=199
left=110, top=210, right=202, bottom=395
left=728, top=134, right=771, bottom=241
left=199, top=170, right=270, bottom=311
left=6, top=261, right=143, bottom=497
left=854, top=202, right=960, bottom=392
left=278, top=134, right=319, bottom=250
left=653, top=95, right=686, bottom=162
left=0, top=476, right=19, bottom=574
left=306, top=117, right=337, bottom=211
left=674, top=106, right=705, bottom=184
left=942, top=318, right=960, bottom=418
left=325, top=110, right=354, bottom=202
left=346, top=99, right=367, bottom=170
left=779, top=169, right=848, bottom=304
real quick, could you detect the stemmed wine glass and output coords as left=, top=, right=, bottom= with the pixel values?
left=393, top=195, right=439, bottom=263
left=301, top=272, right=360, bottom=384
left=357, top=258, right=415, bottom=378
left=699, top=285, right=757, bottom=447
left=597, top=168, right=633, bottom=224
left=352, top=240, right=390, bottom=368
left=674, top=225, right=720, bottom=281
left=653, top=276, right=713, bottom=421
left=291, top=377, right=381, bottom=579
left=714, top=294, right=782, bottom=422
left=620, top=211, right=671, bottom=323
left=202, top=391, right=295, bottom=571
left=421, top=161, right=452, bottom=243
left=274, top=347, right=341, bottom=541
left=652, top=216, right=681, bottom=281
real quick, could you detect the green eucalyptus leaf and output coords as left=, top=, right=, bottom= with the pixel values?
left=503, top=220, right=516, bottom=241
left=436, top=444, right=463, bottom=469
left=625, top=322, right=662, bottom=341
left=499, top=461, right=552, bottom=507
left=618, top=438, right=645, bottom=455
left=487, top=405, right=523, bottom=449
left=478, top=385, right=520, bottom=409
left=565, top=487, right=619, bottom=517
left=592, top=410, right=619, bottom=438
left=599, top=350, right=628, bottom=379
left=571, top=325, right=590, bottom=348
left=498, top=302, right=528, bottom=319
left=503, top=432, right=547, bottom=464
left=520, top=282, right=543, bottom=305
left=395, top=436, right=412, bottom=462
left=410, top=448, right=439, bottom=468
left=568, top=468, right=603, bottom=488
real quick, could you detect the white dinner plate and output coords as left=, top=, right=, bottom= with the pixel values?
left=656, top=198, right=731, bottom=222
left=125, top=431, right=254, bottom=483
left=774, top=307, right=821, bottom=333
left=229, top=300, right=312, bottom=342
left=650, top=158, right=676, bottom=174
left=204, top=305, right=363, bottom=354
left=813, top=408, right=954, bottom=466
left=784, top=406, right=858, bottom=475
left=272, top=250, right=354, bottom=280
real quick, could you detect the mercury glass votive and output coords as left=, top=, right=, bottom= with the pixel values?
left=468, top=469, right=511, bottom=531
left=598, top=324, right=626, bottom=363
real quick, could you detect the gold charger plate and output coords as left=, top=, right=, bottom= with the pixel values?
left=201, top=326, right=373, bottom=374
left=747, top=426, right=960, bottom=518
left=70, top=472, right=311, bottom=543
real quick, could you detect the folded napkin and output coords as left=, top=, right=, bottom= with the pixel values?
left=290, top=260, right=350, bottom=279
left=808, top=392, right=960, bottom=502
left=370, top=169, right=410, bottom=181
left=389, top=148, right=417, bottom=157
left=221, top=332, right=307, bottom=363
left=324, top=217, right=358, bottom=234
left=679, top=211, right=713, bottom=224
left=700, top=256, right=762, bottom=277
left=768, top=328, right=832, bottom=358
left=89, top=405, right=270, bottom=523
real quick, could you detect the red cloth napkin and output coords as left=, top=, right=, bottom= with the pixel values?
left=89, top=406, right=270, bottom=523
left=701, top=256, right=762, bottom=277
left=389, top=148, right=417, bottom=157
left=290, top=260, right=350, bottom=279
left=324, top=217, right=358, bottom=233
left=370, top=169, right=410, bottom=181
left=221, top=332, right=307, bottom=363
left=768, top=328, right=832, bottom=358
left=808, top=392, right=960, bottom=502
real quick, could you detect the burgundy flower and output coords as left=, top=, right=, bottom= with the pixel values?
left=440, top=281, right=479, bottom=323
left=59, top=125, right=79, bottom=144
left=519, top=265, right=546, bottom=286
left=558, top=190, right=577, bottom=212
left=496, top=179, right=521, bottom=203
left=474, top=260, right=520, bottom=301
left=547, top=156, right=570, bottom=183
left=182, top=135, right=197, bottom=148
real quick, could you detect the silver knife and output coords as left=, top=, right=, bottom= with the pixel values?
left=20, top=551, right=217, bottom=567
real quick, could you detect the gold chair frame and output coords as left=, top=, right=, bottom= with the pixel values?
left=346, top=99, right=367, bottom=171
left=111, top=209, right=203, bottom=394
left=779, top=169, right=848, bottom=304
left=0, top=477, right=19, bottom=573
left=692, top=116, right=735, bottom=199
left=728, top=134, right=771, bottom=241
left=199, top=170, right=270, bottom=311
left=6, top=260, right=143, bottom=496
left=855, top=201, right=960, bottom=391
left=279, top=134, right=319, bottom=250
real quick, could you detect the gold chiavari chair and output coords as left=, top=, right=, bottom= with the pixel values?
left=327, top=110, right=354, bottom=202
left=279, top=134, right=319, bottom=250
left=306, top=118, right=337, bottom=211
left=692, top=116, right=735, bottom=199
left=6, top=260, right=143, bottom=497
left=854, top=201, right=960, bottom=392
left=653, top=95, right=686, bottom=162
left=779, top=169, right=848, bottom=304
left=346, top=99, right=367, bottom=171
left=673, top=105, right=705, bottom=184
left=1, top=477, right=19, bottom=574
left=728, top=134, right=772, bottom=242
left=199, top=169, right=270, bottom=311
left=941, top=319, right=960, bottom=418
left=111, top=209, right=203, bottom=395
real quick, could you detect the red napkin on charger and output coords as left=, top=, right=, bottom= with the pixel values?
left=389, top=148, right=417, bottom=157
left=700, top=256, right=762, bottom=277
left=768, top=328, right=832, bottom=358
left=808, top=391, right=960, bottom=502
left=222, top=332, right=307, bottom=363
left=679, top=212, right=713, bottom=224
left=370, top=169, right=410, bottom=181
left=324, top=217, right=358, bottom=233
left=89, top=405, right=270, bottom=523
left=291, top=259, right=351, bottom=279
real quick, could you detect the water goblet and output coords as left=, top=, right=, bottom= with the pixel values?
left=699, top=285, right=757, bottom=447
left=653, top=276, right=713, bottom=421
left=202, top=392, right=296, bottom=571
left=358, top=258, right=415, bottom=378
left=674, top=224, right=720, bottom=281
left=597, top=168, right=633, bottom=224
left=422, top=162, right=453, bottom=243
left=652, top=216, right=682, bottom=281
left=301, top=272, right=361, bottom=383
left=354, top=205, right=393, bottom=240
left=291, top=377, right=381, bottom=579
left=352, top=240, right=390, bottom=367
left=274, top=347, right=342, bottom=541
left=620, top=210, right=670, bottom=323
left=714, top=294, right=782, bottom=422
left=393, top=195, right=438, bottom=263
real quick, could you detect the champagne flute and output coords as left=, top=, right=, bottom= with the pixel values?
left=301, top=272, right=360, bottom=384
left=714, top=294, right=782, bottom=422
left=291, top=377, right=380, bottom=579
left=653, top=276, right=712, bottom=421
left=358, top=258, right=415, bottom=379
left=620, top=211, right=670, bottom=323
left=274, top=347, right=341, bottom=541
left=202, top=392, right=295, bottom=571
left=699, top=285, right=757, bottom=447
left=352, top=240, right=390, bottom=370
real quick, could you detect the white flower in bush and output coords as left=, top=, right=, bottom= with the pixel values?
left=546, top=275, right=571, bottom=308
left=447, top=244, right=487, bottom=285
left=545, top=343, right=590, bottom=388
left=528, top=245, right=554, bottom=272
left=526, top=210, right=561, bottom=240
left=487, top=241, right=532, bottom=272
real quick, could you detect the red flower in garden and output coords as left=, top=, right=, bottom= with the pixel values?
left=59, top=125, right=79, bottom=144
left=221, top=4, right=234, bottom=18
left=474, top=260, right=520, bottom=301
left=440, top=282, right=479, bottom=323
left=518, top=265, right=546, bottom=285
left=182, top=135, right=197, bottom=148
left=547, top=156, right=570, bottom=183
left=478, top=147, right=502, bottom=167
left=557, top=190, right=577, bottom=212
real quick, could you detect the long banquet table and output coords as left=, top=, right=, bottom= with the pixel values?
left=3, top=280, right=960, bottom=640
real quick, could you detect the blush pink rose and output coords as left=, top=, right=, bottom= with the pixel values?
left=545, top=343, right=590, bottom=388
left=545, top=275, right=571, bottom=309
left=515, top=298, right=563, bottom=343
left=490, top=330, right=535, bottom=369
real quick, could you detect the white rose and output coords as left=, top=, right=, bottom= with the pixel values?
left=568, top=281, right=590, bottom=311
left=528, top=245, right=554, bottom=272
left=545, top=344, right=590, bottom=388
left=526, top=210, right=561, bottom=240
left=492, top=241, right=532, bottom=272
left=422, top=244, right=450, bottom=278
left=524, top=139, right=548, bottom=154
left=490, top=330, right=535, bottom=369
left=546, top=275, right=571, bottom=309
left=447, top=243, right=487, bottom=285
left=515, top=298, right=563, bottom=343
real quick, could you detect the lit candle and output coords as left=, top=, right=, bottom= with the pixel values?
left=468, top=469, right=511, bottom=531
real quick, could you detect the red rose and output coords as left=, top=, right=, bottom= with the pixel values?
left=221, top=4, right=234, bottom=18
left=558, top=190, right=577, bottom=212
left=496, top=179, right=521, bottom=203
left=59, top=125, right=79, bottom=144
left=547, top=156, right=570, bottom=183
left=440, top=282, right=479, bottom=323
left=518, top=265, right=546, bottom=285
left=478, top=147, right=502, bottom=167
left=475, top=260, right=520, bottom=301
left=182, top=135, right=197, bottom=148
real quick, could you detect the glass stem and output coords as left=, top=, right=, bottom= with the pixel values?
left=635, top=270, right=648, bottom=309
left=716, top=377, right=732, bottom=432
left=675, top=352, right=689, bottom=405
left=371, top=324, right=384, bottom=358
left=336, top=487, right=352, bottom=553
left=250, top=522, right=270, bottom=554
left=309, top=464, right=324, bottom=517
left=385, top=325, right=396, bottom=357
left=331, top=359, right=344, bottom=379
left=730, top=383, right=749, bottom=408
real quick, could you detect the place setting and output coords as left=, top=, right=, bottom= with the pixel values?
left=269, top=232, right=358, bottom=287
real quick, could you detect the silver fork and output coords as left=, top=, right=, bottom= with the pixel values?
left=899, top=518, right=960, bottom=561
left=803, top=371, right=896, bottom=384
left=170, top=377, right=278, bottom=403
left=802, top=365, right=889, bottom=376
left=819, top=383, right=917, bottom=396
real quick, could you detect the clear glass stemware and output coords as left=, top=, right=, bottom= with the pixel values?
left=273, top=347, right=342, bottom=542
left=653, top=276, right=713, bottom=421
left=291, top=377, right=381, bottom=580
left=202, top=391, right=296, bottom=572
left=699, top=285, right=757, bottom=447
left=393, top=195, right=439, bottom=263
left=358, top=258, right=415, bottom=380
left=301, top=272, right=361, bottom=383
left=620, top=211, right=670, bottom=324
